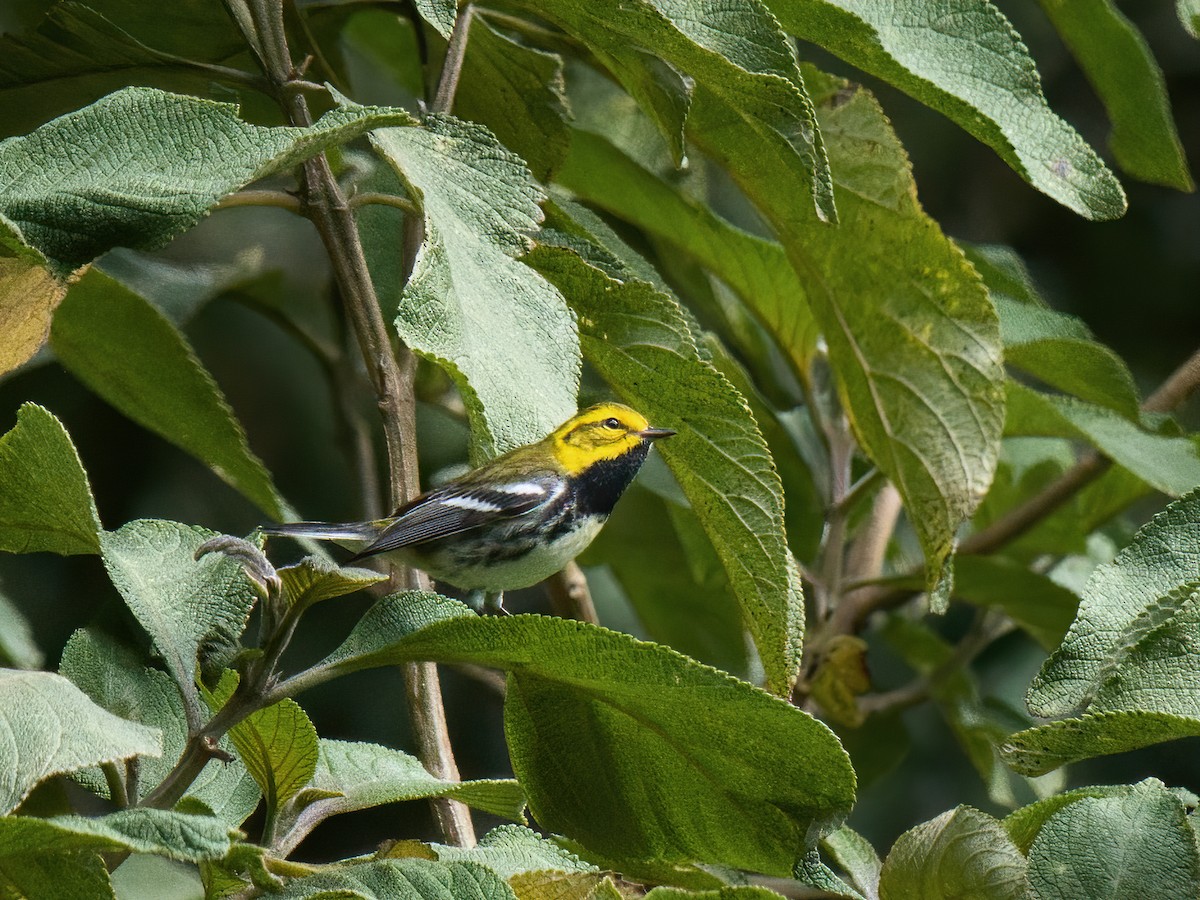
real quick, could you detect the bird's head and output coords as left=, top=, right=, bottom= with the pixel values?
left=549, top=403, right=675, bottom=475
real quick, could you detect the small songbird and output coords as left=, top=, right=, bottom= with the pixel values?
left=262, top=403, right=674, bottom=611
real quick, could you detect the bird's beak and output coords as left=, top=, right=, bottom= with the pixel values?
left=639, top=426, right=676, bottom=441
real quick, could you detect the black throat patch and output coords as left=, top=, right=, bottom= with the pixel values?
left=573, top=443, right=651, bottom=518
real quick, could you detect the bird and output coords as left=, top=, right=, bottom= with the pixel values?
left=262, top=402, right=674, bottom=612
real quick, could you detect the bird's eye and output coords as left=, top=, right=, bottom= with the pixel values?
left=603, top=417, right=621, bottom=430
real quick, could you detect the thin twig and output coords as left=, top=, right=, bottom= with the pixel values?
left=432, top=4, right=474, bottom=114
left=216, top=189, right=303, bottom=212
left=247, top=0, right=475, bottom=847
left=545, top=562, right=599, bottom=623
left=349, top=191, right=419, bottom=214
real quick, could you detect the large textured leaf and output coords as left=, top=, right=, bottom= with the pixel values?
left=0, top=86, right=413, bottom=275
left=275, top=740, right=526, bottom=856
left=555, top=128, right=819, bottom=368
left=208, top=672, right=318, bottom=824
left=60, top=630, right=259, bottom=825
left=0, top=851, right=113, bottom=900
left=99, top=520, right=259, bottom=731
left=454, top=14, right=570, bottom=182
left=772, top=0, right=1126, bottom=218
left=0, top=669, right=160, bottom=814
left=359, top=112, right=578, bottom=457
left=515, top=0, right=833, bottom=220
left=305, top=593, right=855, bottom=877
left=527, top=240, right=804, bottom=695
left=1005, top=382, right=1200, bottom=497
left=274, top=858, right=516, bottom=900
left=1024, top=780, right=1200, bottom=899
left=1003, top=489, right=1200, bottom=773
left=433, top=825, right=593, bottom=879
left=1037, top=0, right=1191, bottom=190
left=878, top=807, right=1026, bottom=900
left=695, top=67, right=1005, bottom=605
left=50, top=269, right=288, bottom=519
left=0, top=808, right=232, bottom=862
left=0, top=403, right=101, bottom=555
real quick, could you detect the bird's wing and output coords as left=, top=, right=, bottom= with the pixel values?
left=351, top=474, right=563, bottom=558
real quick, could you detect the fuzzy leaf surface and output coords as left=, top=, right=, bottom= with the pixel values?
left=273, top=858, right=515, bottom=900
left=60, top=629, right=259, bottom=825
left=0, top=403, right=101, bottom=555
left=516, top=0, right=833, bottom=219
left=275, top=740, right=526, bottom=856
left=527, top=240, right=804, bottom=695
left=434, top=825, right=593, bottom=879
left=99, top=520, right=258, bottom=730
left=361, top=113, right=578, bottom=457
left=0, top=223, right=64, bottom=375
left=313, top=596, right=855, bottom=877
left=0, top=808, right=232, bottom=862
left=1025, top=779, right=1200, bottom=899
left=1037, top=0, right=1191, bottom=190
left=0, top=669, right=160, bottom=814
left=878, top=806, right=1026, bottom=900
left=694, top=67, right=1004, bottom=605
left=772, top=0, right=1126, bottom=218
left=0, top=86, right=413, bottom=274
left=50, top=269, right=288, bottom=519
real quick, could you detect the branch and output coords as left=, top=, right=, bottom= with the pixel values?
left=432, top=4, right=474, bottom=113
left=245, top=0, right=475, bottom=847
left=545, top=562, right=599, bottom=623
left=216, top=189, right=302, bottom=212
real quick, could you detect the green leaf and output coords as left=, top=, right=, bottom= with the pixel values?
left=1004, top=382, right=1200, bottom=497
left=582, top=485, right=748, bottom=677
left=0, top=86, right=414, bottom=275
left=1037, top=0, right=1191, bottom=190
left=772, top=0, right=1127, bottom=218
left=277, top=557, right=385, bottom=612
left=1004, top=782, right=1152, bottom=853
left=0, top=402, right=101, bottom=555
left=821, top=827, right=882, bottom=900
left=1003, top=489, right=1200, bottom=773
left=0, top=851, right=114, bottom=900
left=518, top=0, right=833, bottom=219
left=966, top=243, right=1140, bottom=416
left=208, top=672, right=318, bottom=820
left=311, top=597, right=856, bottom=877
left=0, top=669, right=160, bottom=814
left=527, top=239, right=804, bottom=695
left=274, top=740, right=526, bottom=856
left=0, top=808, right=233, bottom=862
left=794, top=851, right=864, bottom=900
left=273, top=858, right=516, bottom=900
left=878, top=806, right=1027, bottom=900
left=1025, top=779, right=1200, bottom=899
left=510, top=871, right=622, bottom=900
left=50, top=269, right=289, bottom=519
left=99, top=520, right=259, bottom=731
left=645, top=888, right=787, bottom=900
left=0, top=223, right=65, bottom=375
left=433, top=825, right=592, bottom=879
left=0, top=591, right=42, bottom=669
left=701, top=67, right=1006, bottom=607
left=414, top=0, right=456, bottom=38
left=454, top=15, right=570, bottom=181
left=555, top=127, right=819, bottom=370
left=59, top=629, right=260, bottom=825
left=359, top=112, right=579, bottom=457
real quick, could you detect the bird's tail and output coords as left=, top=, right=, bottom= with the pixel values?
left=260, top=521, right=381, bottom=543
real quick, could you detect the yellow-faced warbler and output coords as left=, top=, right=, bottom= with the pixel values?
left=263, top=403, right=674, bottom=611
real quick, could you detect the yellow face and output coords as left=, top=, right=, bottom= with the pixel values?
left=551, top=403, right=657, bottom=475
